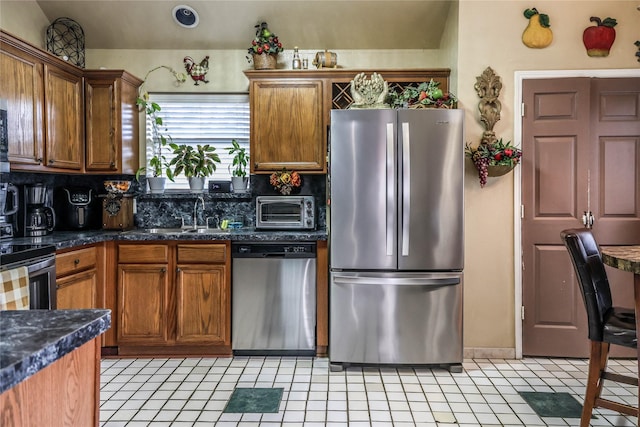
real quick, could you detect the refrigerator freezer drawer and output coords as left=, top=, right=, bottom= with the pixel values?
left=329, top=272, right=463, bottom=365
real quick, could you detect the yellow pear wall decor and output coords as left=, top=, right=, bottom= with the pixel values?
left=522, top=8, right=553, bottom=48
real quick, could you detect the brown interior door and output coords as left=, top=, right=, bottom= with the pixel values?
left=522, top=77, right=640, bottom=357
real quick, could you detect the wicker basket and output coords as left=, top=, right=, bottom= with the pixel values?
left=252, top=53, right=277, bottom=70
left=487, top=164, right=515, bottom=177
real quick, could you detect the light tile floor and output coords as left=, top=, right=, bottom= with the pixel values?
left=100, top=357, right=638, bottom=427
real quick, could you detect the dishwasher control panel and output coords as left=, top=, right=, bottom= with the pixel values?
left=232, top=242, right=316, bottom=258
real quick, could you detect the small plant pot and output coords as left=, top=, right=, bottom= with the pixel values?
left=252, top=53, right=277, bottom=70
left=231, top=176, right=248, bottom=193
left=147, top=177, right=166, bottom=194
left=188, top=177, right=206, bottom=193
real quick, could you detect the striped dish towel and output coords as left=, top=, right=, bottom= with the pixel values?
left=0, top=266, right=30, bottom=310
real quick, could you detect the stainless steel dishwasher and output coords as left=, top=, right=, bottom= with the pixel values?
left=232, top=242, right=316, bottom=355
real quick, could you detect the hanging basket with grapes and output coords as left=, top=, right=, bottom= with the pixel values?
left=465, top=139, right=522, bottom=187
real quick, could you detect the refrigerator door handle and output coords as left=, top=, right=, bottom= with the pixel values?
left=332, top=275, right=460, bottom=287
left=401, top=122, right=411, bottom=256
left=386, top=122, right=395, bottom=256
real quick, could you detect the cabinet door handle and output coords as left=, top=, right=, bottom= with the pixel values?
left=110, top=161, right=116, bottom=168
left=48, top=159, right=54, bottom=165
left=74, top=259, right=80, bottom=265
left=176, top=267, right=181, bottom=273
left=160, top=267, right=167, bottom=273
left=36, top=157, right=43, bottom=164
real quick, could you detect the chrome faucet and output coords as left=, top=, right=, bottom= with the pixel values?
left=193, top=196, right=205, bottom=228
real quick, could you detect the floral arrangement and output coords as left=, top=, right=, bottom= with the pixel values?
left=247, top=22, right=283, bottom=57
left=388, top=80, right=457, bottom=109
left=465, top=139, right=522, bottom=187
left=270, top=168, right=302, bottom=195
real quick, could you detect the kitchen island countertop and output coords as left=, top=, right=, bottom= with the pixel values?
left=0, top=309, right=111, bottom=393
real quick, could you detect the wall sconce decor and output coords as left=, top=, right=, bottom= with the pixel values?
left=465, top=67, right=522, bottom=187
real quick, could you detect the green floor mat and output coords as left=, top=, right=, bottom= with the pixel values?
left=223, top=387, right=283, bottom=413
left=519, top=391, right=588, bottom=418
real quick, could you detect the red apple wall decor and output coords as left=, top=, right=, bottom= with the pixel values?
left=583, top=16, right=617, bottom=57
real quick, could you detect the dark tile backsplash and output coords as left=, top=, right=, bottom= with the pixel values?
left=2, top=172, right=326, bottom=230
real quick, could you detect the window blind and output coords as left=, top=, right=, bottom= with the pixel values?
left=145, top=93, right=250, bottom=190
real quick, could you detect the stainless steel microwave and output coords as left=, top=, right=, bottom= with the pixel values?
left=256, top=195, right=315, bottom=230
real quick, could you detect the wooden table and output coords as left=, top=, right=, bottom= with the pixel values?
left=601, top=245, right=640, bottom=422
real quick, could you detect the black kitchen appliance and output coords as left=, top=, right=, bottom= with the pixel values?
left=55, top=187, right=97, bottom=230
left=23, top=183, right=55, bottom=237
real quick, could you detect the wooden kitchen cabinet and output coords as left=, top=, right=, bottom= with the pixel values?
left=56, top=246, right=98, bottom=310
left=118, top=263, right=170, bottom=344
left=244, top=69, right=451, bottom=175
left=45, top=64, right=84, bottom=170
left=0, top=37, right=43, bottom=167
left=84, top=70, right=142, bottom=174
left=1, top=30, right=84, bottom=172
left=245, top=71, right=326, bottom=174
left=176, top=244, right=230, bottom=345
left=116, top=242, right=231, bottom=356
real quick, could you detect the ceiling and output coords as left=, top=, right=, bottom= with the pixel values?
left=35, top=1, right=453, bottom=50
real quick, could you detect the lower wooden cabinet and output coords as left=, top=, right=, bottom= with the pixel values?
left=56, top=245, right=98, bottom=310
left=116, top=241, right=231, bottom=356
left=117, top=263, right=170, bottom=345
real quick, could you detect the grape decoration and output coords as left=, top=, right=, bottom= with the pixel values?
left=465, top=139, right=522, bottom=188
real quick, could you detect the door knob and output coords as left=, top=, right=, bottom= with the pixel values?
left=582, top=210, right=594, bottom=229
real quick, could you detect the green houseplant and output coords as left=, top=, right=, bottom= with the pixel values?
left=135, top=65, right=186, bottom=193
left=135, top=98, right=175, bottom=193
left=169, top=143, right=221, bottom=192
left=226, top=139, right=249, bottom=192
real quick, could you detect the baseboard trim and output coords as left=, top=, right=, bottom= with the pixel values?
left=464, top=347, right=517, bottom=359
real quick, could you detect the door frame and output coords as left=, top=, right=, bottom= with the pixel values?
left=513, top=68, right=639, bottom=359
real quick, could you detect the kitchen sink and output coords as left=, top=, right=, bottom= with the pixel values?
left=124, top=227, right=223, bottom=234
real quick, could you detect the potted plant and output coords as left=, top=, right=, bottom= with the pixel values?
left=169, top=143, right=221, bottom=192
left=388, top=79, right=457, bottom=109
left=135, top=65, right=186, bottom=193
left=135, top=98, right=175, bottom=193
left=465, top=138, right=522, bottom=187
left=226, top=139, right=249, bottom=192
left=246, top=21, right=284, bottom=70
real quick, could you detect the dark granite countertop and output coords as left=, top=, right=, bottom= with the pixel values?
left=601, top=246, right=640, bottom=275
left=0, top=309, right=111, bottom=394
left=8, top=228, right=327, bottom=250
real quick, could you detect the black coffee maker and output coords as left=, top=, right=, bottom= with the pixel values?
left=55, top=187, right=97, bottom=230
left=23, top=183, right=55, bottom=237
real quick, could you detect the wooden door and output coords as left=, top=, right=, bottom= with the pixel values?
left=249, top=79, right=325, bottom=173
left=522, top=77, right=640, bottom=357
left=117, top=264, right=169, bottom=344
left=44, top=64, right=83, bottom=170
left=56, top=269, right=97, bottom=309
left=0, top=42, right=44, bottom=167
left=175, top=265, right=229, bottom=345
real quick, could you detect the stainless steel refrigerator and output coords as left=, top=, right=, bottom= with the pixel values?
left=329, top=108, right=464, bottom=371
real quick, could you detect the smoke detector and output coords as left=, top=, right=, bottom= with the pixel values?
left=172, top=5, right=199, bottom=28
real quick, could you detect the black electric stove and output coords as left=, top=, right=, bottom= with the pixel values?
left=0, top=243, right=57, bottom=267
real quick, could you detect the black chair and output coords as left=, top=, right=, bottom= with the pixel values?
left=561, top=228, right=638, bottom=426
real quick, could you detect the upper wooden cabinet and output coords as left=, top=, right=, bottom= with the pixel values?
left=244, top=69, right=450, bottom=174
left=245, top=72, right=326, bottom=174
left=84, top=70, right=142, bottom=174
left=1, top=31, right=83, bottom=172
left=45, top=64, right=84, bottom=171
left=1, top=30, right=142, bottom=174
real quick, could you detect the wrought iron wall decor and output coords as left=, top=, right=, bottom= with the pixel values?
left=46, top=17, right=85, bottom=68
